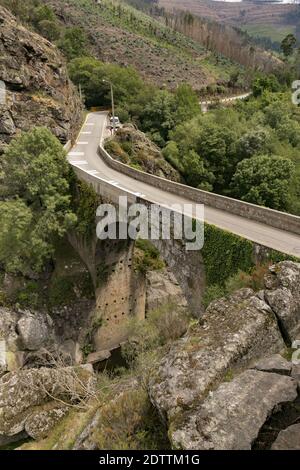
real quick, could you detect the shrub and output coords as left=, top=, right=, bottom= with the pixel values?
left=92, top=388, right=170, bottom=450
left=133, top=239, right=165, bottom=274
left=122, top=303, right=190, bottom=367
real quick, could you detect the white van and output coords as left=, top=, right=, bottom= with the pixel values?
left=110, top=116, right=121, bottom=128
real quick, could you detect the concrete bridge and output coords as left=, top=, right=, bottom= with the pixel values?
left=67, top=111, right=300, bottom=258
left=65, top=111, right=300, bottom=354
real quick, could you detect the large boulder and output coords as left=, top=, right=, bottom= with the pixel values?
left=17, top=311, right=53, bottom=351
left=253, top=354, right=292, bottom=376
left=149, top=289, right=284, bottom=421
left=171, top=370, right=298, bottom=450
left=108, top=125, right=182, bottom=182
left=24, top=402, right=69, bottom=440
left=0, top=307, right=55, bottom=373
left=146, top=269, right=187, bottom=313
left=0, top=365, right=95, bottom=443
left=272, top=423, right=300, bottom=450
left=264, top=261, right=300, bottom=341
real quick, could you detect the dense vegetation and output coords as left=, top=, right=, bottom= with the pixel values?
left=0, top=0, right=87, bottom=59
left=2, top=0, right=299, bottom=215
left=68, top=50, right=300, bottom=214
left=164, top=89, right=300, bottom=213
left=0, top=128, right=77, bottom=275
left=1, top=0, right=242, bottom=93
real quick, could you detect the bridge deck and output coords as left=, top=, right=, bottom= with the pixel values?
left=67, top=112, right=300, bottom=258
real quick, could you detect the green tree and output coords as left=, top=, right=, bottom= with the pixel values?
left=196, top=124, right=236, bottom=191
left=141, top=90, right=176, bottom=145
left=236, top=128, right=270, bottom=158
left=68, top=57, right=145, bottom=109
left=280, top=34, right=297, bottom=57
left=0, top=128, right=76, bottom=274
left=0, top=200, right=33, bottom=274
left=37, top=20, right=61, bottom=41
left=59, top=27, right=87, bottom=61
left=231, top=155, right=295, bottom=211
left=162, top=141, right=184, bottom=173
left=252, top=74, right=280, bottom=97
left=174, top=83, right=200, bottom=124
left=182, top=150, right=214, bottom=191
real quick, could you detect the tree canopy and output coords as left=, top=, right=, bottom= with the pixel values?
left=0, top=128, right=76, bottom=274
left=231, top=155, right=295, bottom=211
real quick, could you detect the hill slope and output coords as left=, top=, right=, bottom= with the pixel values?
left=43, top=0, right=238, bottom=91
left=0, top=6, right=82, bottom=153
left=158, top=0, right=299, bottom=45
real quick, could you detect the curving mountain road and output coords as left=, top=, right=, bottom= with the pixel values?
left=200, top=92, right=252, bottom=112
left=67, top=112, right=300, bottom=257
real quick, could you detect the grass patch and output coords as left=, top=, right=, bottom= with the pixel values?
left=242, top=24, right=295, bottom=43
left=92, top=388, right=170, bottom=450
left=133, top=239, right=165, bottom=274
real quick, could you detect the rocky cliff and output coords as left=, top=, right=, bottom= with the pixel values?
left=0, top=6, right=82, bottom=153
left=105, top=125, right=182, bottom=182
left=2, top=260, right=299, bottom=450
left=149, top=261, right=300, bottom=450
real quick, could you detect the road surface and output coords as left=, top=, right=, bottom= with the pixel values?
left=200, top=92, right=252, bottom=112
left=67, top=112, right=300, bottom=258
left=200, top=92, right=252, bottom=106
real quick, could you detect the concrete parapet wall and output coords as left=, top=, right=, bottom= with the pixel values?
left=98, top=146, right=300, bottom=236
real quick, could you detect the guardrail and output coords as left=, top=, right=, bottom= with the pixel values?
left=64, top=141, right=72, bottom=152
left=98, top=145, right=300, bottom=236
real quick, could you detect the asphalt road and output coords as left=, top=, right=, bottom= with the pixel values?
left=200, top=92, right=252, bottom=106
left=68, top=112, right=300, bottom=257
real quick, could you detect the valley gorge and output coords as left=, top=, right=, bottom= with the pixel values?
left=0, top=0, right=300, bottom=456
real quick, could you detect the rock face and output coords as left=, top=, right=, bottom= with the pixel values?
left=0, top=307, right=55, bottom=374
left=0, top=6, right=82, bottom=153
left=0, top=365, right=95, bottom=443
left=272, top=423, right=300, bottom=450
left=17, top=312, right=54, bottom=351
left=149, top=262, right=300, bottom=449
left=149, top=288, right=284, bottom=420
left=253, top=354, right=292, bottom=376
left=264, top=261, right=300, bottom=341
left=172, top=370, right=298, bottom=450
left=146, top=269, right=188, bottom=313
left=107, top=125, right=181, bottom=182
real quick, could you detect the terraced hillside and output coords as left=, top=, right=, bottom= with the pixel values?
left=44, top=0, right=235, bottom=91
left=159, top=0, right=300, bottom=43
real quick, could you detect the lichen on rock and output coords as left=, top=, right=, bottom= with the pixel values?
left=0, top=6, right=82, bottom=153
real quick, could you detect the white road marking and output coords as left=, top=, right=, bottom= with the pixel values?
left=77, top=141, right=89, bottom=145
left=70, top=160, right=88, bottom=165
left=86, top=123, right=95, bottom=126
left=81, top=131, right=92, bottom=135
left=69, top=152, right=85, bottom=156
left=87, top=170, right=99, bottom=175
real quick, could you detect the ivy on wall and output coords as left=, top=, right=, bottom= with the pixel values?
left=202, top=223, right=298, bottom=287
left=70, top=176, right=100, bottom=238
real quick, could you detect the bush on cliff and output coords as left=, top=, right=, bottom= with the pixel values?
left=0, top=127, right=76, bottom=274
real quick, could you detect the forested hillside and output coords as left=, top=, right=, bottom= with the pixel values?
left=158, top=0, right=300, bottom=48
left=0, top=0, right=240, bottom=92
left=126, top=0, right=284, bottom=70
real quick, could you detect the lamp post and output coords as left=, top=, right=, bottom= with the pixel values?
left=102, top=79, right=115, bottom=134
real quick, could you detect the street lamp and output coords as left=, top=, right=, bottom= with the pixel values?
left=102, top=79, right=115, bottom=135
